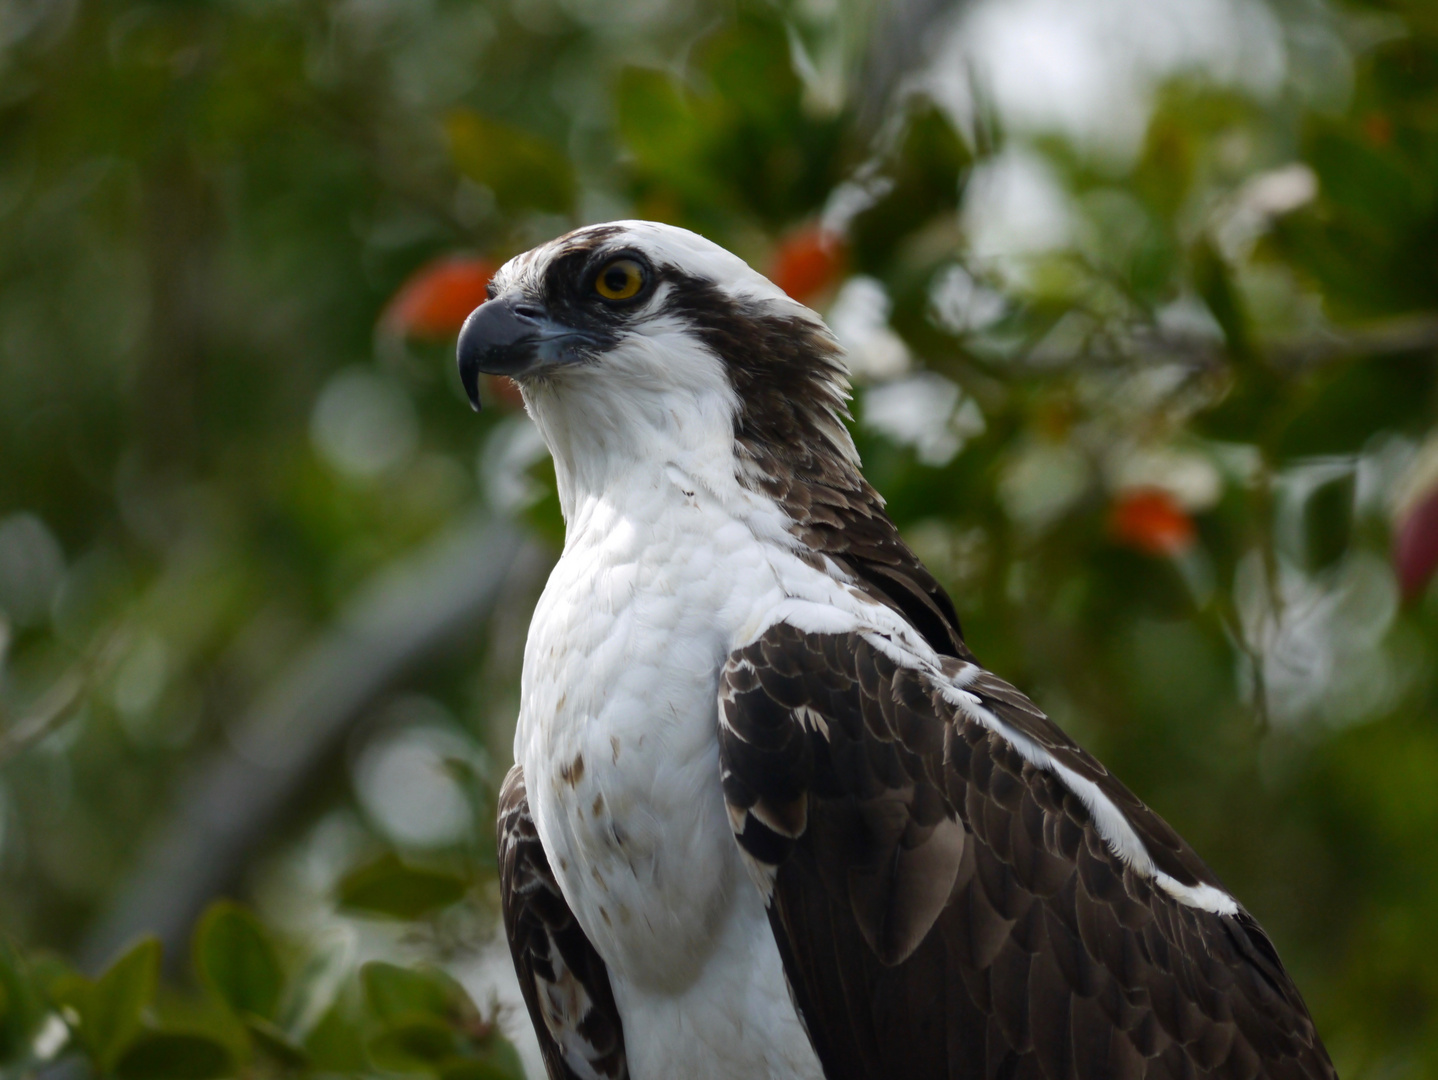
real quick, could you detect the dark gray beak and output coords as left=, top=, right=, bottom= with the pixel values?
left=456, top=298, right=589, bottom=411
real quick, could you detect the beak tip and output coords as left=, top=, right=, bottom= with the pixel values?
left=457, top=305, right=485, bottom=412
left=458, top=358, right=482, bottom=412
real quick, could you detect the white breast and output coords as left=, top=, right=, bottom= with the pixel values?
left=515, top=461, right=828, bottom=1080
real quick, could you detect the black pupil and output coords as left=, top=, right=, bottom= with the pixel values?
left=605, top=266, right=630, bottom=292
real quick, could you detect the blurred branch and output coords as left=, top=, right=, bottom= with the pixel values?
left=80, top=513, right=550, bottom=971
left=1007, top=312, right=1438, bottom=374
left=1267, top=313, right=1438, bottom=371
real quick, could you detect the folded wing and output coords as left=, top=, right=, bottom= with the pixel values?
left=497, top=766, right=628, bottom=1080
left=717, top=623, right=1335, bottom=1080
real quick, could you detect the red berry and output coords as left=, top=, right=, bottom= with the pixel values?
left=770, top=226, right=846, bottom=304
left=1109, top=488, right=1197, bottom=557
left=383, top=256, right=497, bottom=340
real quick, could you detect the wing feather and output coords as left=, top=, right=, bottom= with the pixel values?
left=497, top=765, right=628, bottom=1080
left=717, top=624, right=1335, bottom=1080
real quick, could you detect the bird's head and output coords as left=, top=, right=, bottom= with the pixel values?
left=457, top=221, right=860, bottom=514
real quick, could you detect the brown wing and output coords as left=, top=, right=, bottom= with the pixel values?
left=497, top=765, right=628, bottom=1080
left=717, top=623, right=1336, bottom=1080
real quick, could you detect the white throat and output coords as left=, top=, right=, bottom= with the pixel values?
left=520, top=312, right=746, bottom=529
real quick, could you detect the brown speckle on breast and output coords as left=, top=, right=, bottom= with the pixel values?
left=559, top=752, right=585, bottom=787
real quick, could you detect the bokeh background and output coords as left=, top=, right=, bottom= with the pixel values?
left=2, top=0, right=1437, bottom=1076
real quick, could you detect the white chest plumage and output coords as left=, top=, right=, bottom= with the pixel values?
left=515, top=462, right=827, bottom=1080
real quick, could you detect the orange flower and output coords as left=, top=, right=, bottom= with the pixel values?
left=769, top=226, right=846, bottom=304
left=1109, top=488, right=1196, bottom=557
left=382, top=256, right=497, bottom=340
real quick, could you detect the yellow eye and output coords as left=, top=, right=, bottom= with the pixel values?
left=594, top=258, right=646, bottom=301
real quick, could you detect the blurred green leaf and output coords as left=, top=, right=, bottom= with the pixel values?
left=26, top=953, right=82, bottom=1005
left=1304, top=472, right=1356, bottom=574
left=468, top=1037, right=528, bottom=1080
left=1191, top=238, right=1252, bottom=363
left=44, top=971, right=91, bottom=1017
left=614, top=67, right=715, bottom=202
left=361, top=962, right=466, bottom=1024
left=445, top=111, right=576, bottom=215
left=337, top=854, right=469, bottom=921
left=274, top=932, right=352, bottom=1037
left=1275, top=353, right=1436, bottom=457
left=303, top=1002, right=368, bottom=1073
left=0, top=940, right=41, bottom=1062
left=440, top=1056, right=527, bottom=1080
left=245, top=1014, right=309, bottom=1067
left=113, top=1031, right=233, bottom=1080
left=194, top=901, right=283, bottom=1022
left=613, top=10, right=843, bottom=229
left=79, top=937, right=160, bottom=1070
left=367, top=1014, right=459, bottom=1070
left=703, top=16, right=799, bottom=128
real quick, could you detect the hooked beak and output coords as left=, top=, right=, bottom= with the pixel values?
left=456, top=297, right=592, bottom=411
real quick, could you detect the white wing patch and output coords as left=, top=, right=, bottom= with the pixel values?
left=919, top=642, right=1240, bottom=916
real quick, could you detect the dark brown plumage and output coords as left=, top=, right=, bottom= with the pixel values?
left=717, top=623, right=1337, bottom=1080
left=497, top=768, right=629, bottom=1080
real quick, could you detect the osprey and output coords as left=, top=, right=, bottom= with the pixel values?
left=457, top=221, right=1335, bottom=1080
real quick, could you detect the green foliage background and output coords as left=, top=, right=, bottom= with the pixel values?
left=1, top=0, right=1437, bottom=1076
